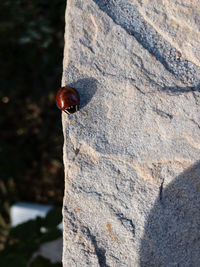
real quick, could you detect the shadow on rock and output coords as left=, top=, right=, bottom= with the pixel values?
left=69, top=78, right=98, bottom=110
left=139, top=161, right=200, bottom=267
left=92, top=0, right=200, bottom=89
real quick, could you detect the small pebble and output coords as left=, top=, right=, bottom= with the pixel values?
left=74, top=208, right=81, bottom=213
left=82, top=111, right=88, bottom=116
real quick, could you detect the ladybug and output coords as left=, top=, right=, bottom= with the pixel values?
left=56, top=86, right=79, bottom=114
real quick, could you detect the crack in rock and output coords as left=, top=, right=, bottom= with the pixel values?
left=84, top=227, right=110, bottom=267
left=116, top=213, right=135, bottom=237
left=159, top=178, right=165, bottom=202
left=152, top=108, right=173, bottom=119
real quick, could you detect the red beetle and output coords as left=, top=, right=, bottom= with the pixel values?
left=56, top=86, right=79, bottom=114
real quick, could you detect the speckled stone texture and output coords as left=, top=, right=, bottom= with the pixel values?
left=62, top=1, right=200, bottom=266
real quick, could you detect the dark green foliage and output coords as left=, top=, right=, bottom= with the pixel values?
left=30, top=256, right=62, bottom=267
left=0, top=0, right=66, bottom=261
left=0, top=254, right=27, bottom=267
left=44, top=207, right=63, bottom=228
left=0, top=207, right=62, bottom=267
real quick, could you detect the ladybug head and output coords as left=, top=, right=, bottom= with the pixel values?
left=64, top=104, right=78, bottom=114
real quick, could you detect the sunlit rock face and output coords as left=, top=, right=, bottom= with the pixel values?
left=62, top=0, right=200, bottom=266
left=137, top=0, right=200, bottom=67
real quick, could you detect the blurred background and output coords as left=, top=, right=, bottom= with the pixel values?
left=0, top=0, right=66, bottom=265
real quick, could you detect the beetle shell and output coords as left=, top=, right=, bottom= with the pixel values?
left=56, top=86, right=79, bottom=114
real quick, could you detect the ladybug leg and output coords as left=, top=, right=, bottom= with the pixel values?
left=64, top=109, right=70, bottom=114
left=63, top=105, right=78, bottom=114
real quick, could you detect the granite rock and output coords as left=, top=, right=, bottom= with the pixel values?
left=62, top=0, right=200, bottom=266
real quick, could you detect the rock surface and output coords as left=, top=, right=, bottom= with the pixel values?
left=62, top=0, right=200, bottom=266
